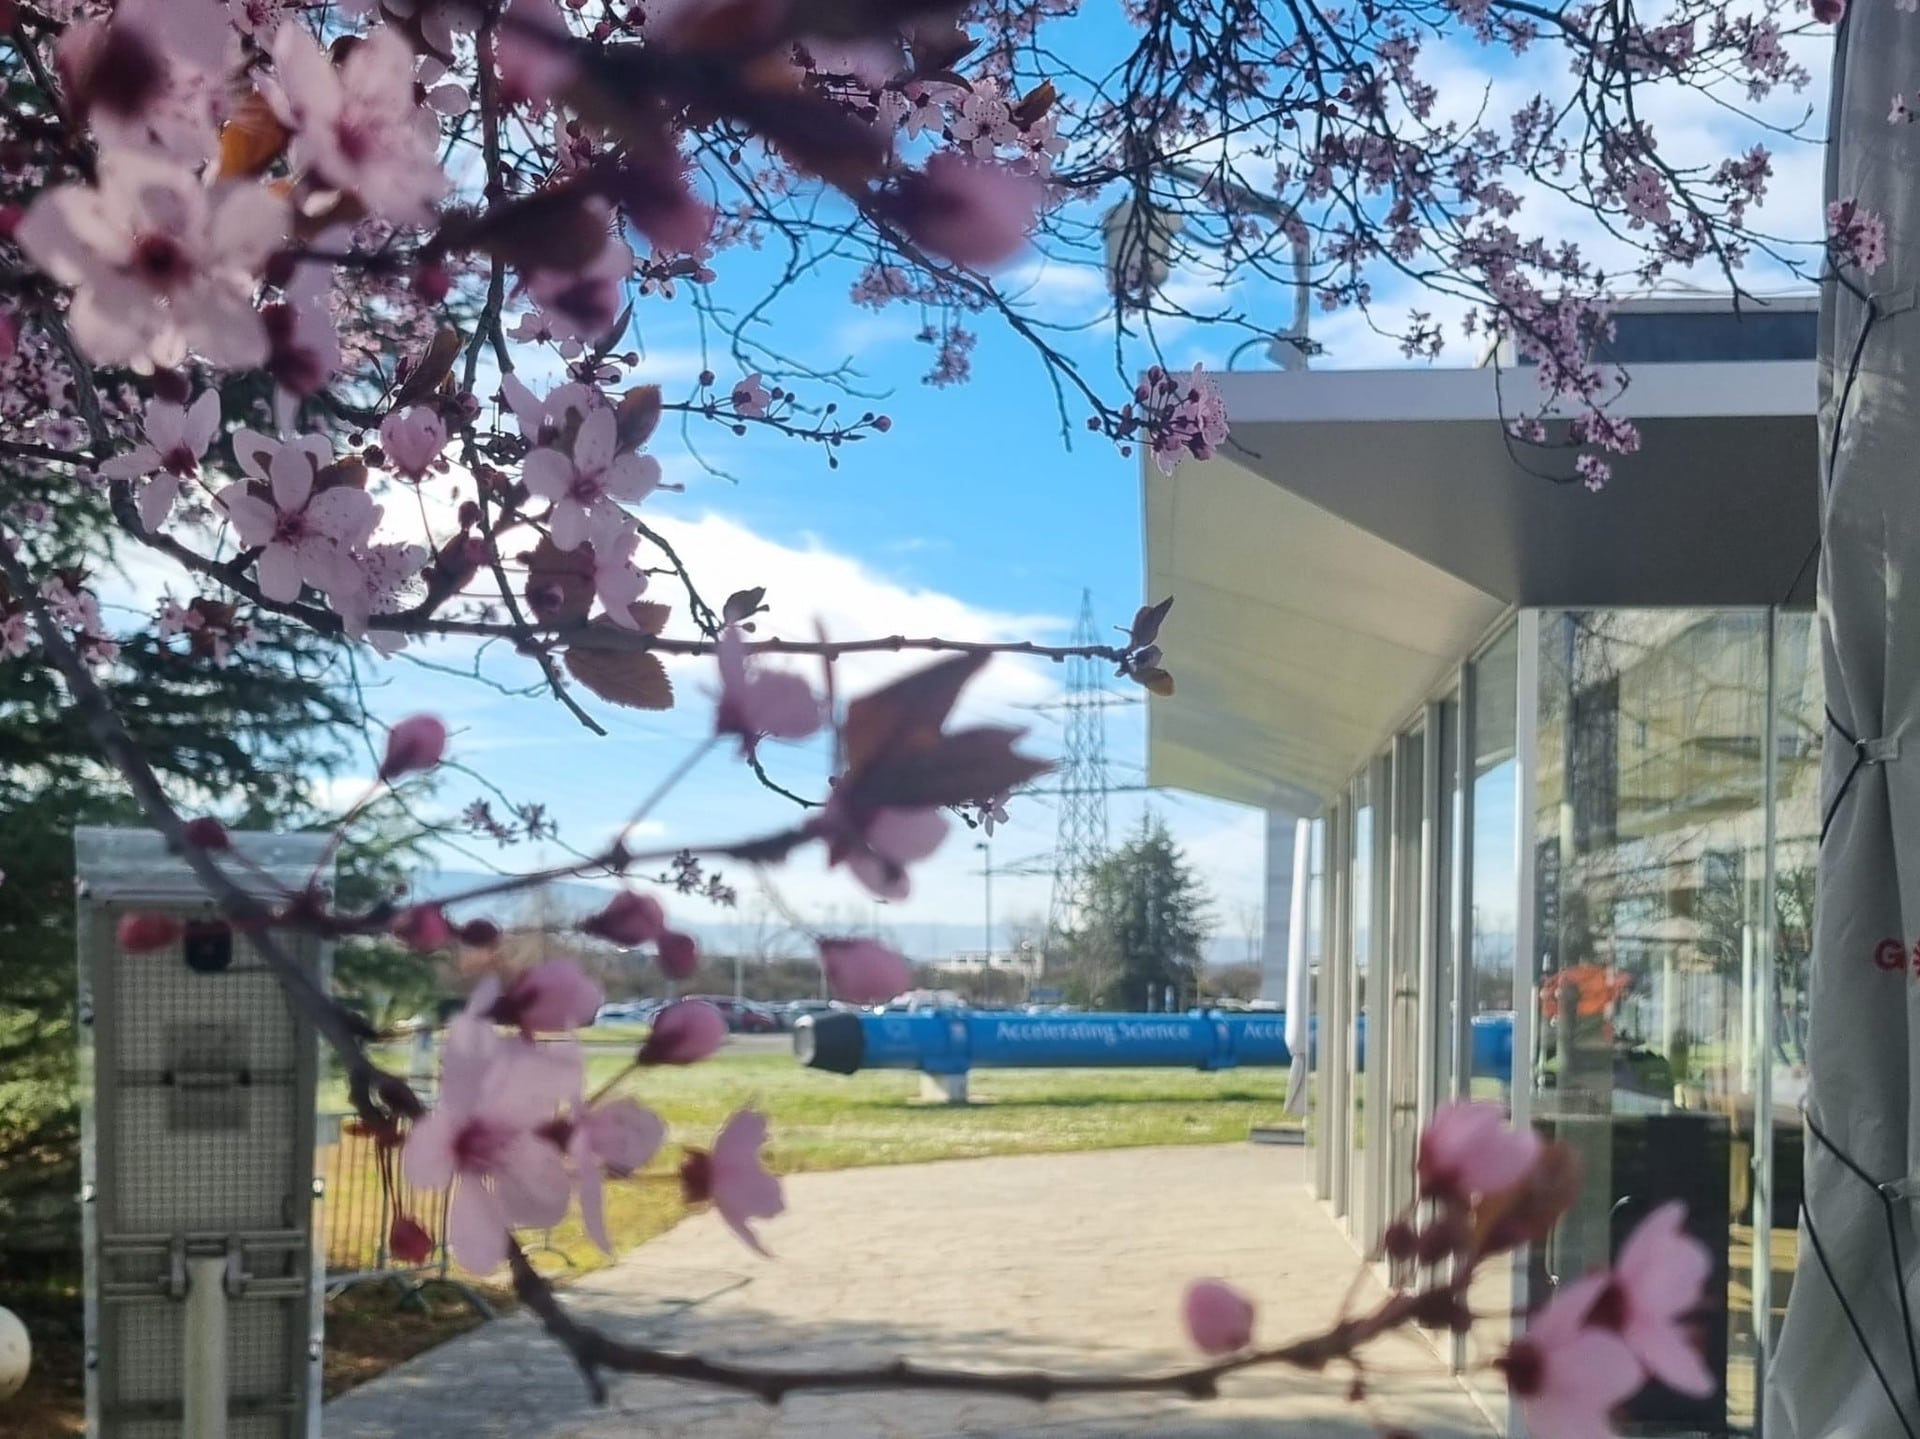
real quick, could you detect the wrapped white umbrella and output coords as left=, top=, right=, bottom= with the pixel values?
left=1767, top=7, right=1920, bottom=1432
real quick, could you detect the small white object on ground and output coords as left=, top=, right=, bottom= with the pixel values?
left=0, top=1303, right=30, bottom=1400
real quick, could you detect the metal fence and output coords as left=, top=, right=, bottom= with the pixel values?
left=316, top=1110, right=491, bottom=1315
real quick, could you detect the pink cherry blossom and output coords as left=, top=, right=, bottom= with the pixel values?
left=1182, top=1279, right=1256, bottom=1354
left=17, top=151, right=288, bottom=371
left=585, top=509, right=650, bottom=622
left=811, top=796, right=949, bottom=900
left=475, top=958, right=604, bottom=1035
left=329, top=538, right=428, bottom=652
left=380, top=406, right=447, bottom=481
left=99, top=390, right=221, bottom=531
left=519, top=222, right=636, bottom=344
left=402, top=1015, right=579, bottom=1273
left=818, top=938, right=912, bottom=1004
left=890, top=154, right=1042, bottom=271
left=380, top=714, right=448, bottom=779
left=731, top=374, right=772, bottom=418
left=500, top=373, right=598, bottom=448
left=579, top=890, right=667, bottom=948
left=494, top=0, right=578, bottom=106
left=572, top=1097, right=666, bottom=1251
left=57, top=0, right=233, bottom=165
left=1501, top=1274, right=1643, bottom=1439
left=523, top=406, right=661, bottom=551
left=264, top=254, right=344, bottom=398
left=680, top=1108, right=784, bottom=1256
left=639, top=999, right=729, bottom=1065
left=1588, top=1202, right=1714, bottom=1396
left=714, top=624, right=824, bottom=753
left=1416, top=1099, right=1542, bottom=1203
left=391, top=903, right=453, bottom=952
left=217, top=435, right=376, bottom=603
left=268, top=25, right=449, bottom=227
left=657, top=930, right=699, bottom=980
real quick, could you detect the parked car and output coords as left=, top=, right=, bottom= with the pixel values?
left=594, top=1000, right=657, bottom=1025
left=680, top=995, right=781, bottom=1033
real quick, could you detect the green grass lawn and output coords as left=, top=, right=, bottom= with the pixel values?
left=324, top=1044, right=1297, bottom=1276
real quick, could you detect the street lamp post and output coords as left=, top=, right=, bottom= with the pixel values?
left=975, top=840, right=993, bottom=969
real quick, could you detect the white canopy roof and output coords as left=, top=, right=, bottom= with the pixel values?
left=1144, top=360, right=1818, bottom=811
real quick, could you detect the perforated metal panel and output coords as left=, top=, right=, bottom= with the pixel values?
left=77, top=828, right=328, bottom=1439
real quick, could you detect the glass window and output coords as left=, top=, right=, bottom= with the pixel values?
left=1460, top=624, right=1521, bottom=1411
left=1764, top=612, right=1821, bottom=1374
left=1348, top=773, right=1373, bottom=1233
left=1530, top=610, right=1770, bottom=1433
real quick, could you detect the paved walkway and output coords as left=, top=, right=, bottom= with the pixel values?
left=326, top=1145, right=1496, bottom=1439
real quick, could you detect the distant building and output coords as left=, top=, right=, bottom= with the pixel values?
left=941, top=946, right=1045, bottom=978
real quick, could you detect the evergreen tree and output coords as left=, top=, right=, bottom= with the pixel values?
left=0, top=461, right=364, bottom=1273
left=1062, top=816, right=1212, bottom=1011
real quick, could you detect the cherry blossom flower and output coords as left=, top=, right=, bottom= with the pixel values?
left=571, top=1097, right=666, bottom=1250
left=472, top=959, right=604, bottom=1036
left=17, top=151, right=289, bottom=371
left=1182, top=1279, right=1256, bottom=1354
left=379, top=714, right=448, bottom=779
left=888, top=154, right=1042, bottom=271
left=714, top=625, right=823, bottom=754
left=585, top=510, right=649, bottom=622
left=264, top=254, right=344, bottom=399
left=731, top=374, right=772, bottom=418
left=810, top=796, right=948, bottom=900
left=1587, top=1202, right=1714, bottom=1396
left=403, top=1015, right=579, bottom=1273
left=391, top=903, right=454, bottom=953
left=500, top=373, right=599, bottom=449
left=818, top=938, right=912, bottom=1004
left=1500, top=1274, right=1642, bottom=1439
left=1812, top=0, right=1845, bottom=22
left=57, top=0, right=233, bottom=164
left=495, top=0, right=578, bottom=106
left=217, top=434, right=375, bottom=603
left=680, top=1109, right=784, bottom=1256
left=329, top=538, right=428, bottom=654
left=521, top=227, right=636, bottom=344
left=268, top=25, right=449, bottom=227
left=380, top=406, right=448, bottom=481
left=638, top=999, right=729, bottom=1065
left=1828, top=198, right=1888, bottom=275
left=1416, top=1099, right=1542, bottom=1203
left=388, top=1214, right=435, bottom=1265
left=579, top=891, right=667, bottom=948
left=99, top=391, right=221, bottom=531
left=657, top=930, right=699, bottom=980
left=523, top=406, right=661, bottom=551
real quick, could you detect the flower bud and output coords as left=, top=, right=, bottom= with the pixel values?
left=380, top=715, right=448, bottom=780
left=117, top=912, right=182, bottom=953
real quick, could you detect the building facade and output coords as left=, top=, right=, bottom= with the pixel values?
left=1144, top=298, right=1820, bottom=1436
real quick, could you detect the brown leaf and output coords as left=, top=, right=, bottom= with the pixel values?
left=617, top=601, right=672, bottom=635
left=841, top=652, right=986, bottom=777
left=1012, top=80, right=1057, bottom=128
left=523, top=537, right=595, bottom=627
left=851, top=727, right=1052, bottom=809
left=564, top=647, right=675, bottom=711
left=723, top=587, right=766, bottom=624
left=218, top=90, right=290, bottom=180
left=1134, top=666, right=1175, bottom=697
left=615, top=385, right=663, bottom=452
left=393, top=328, right=463, bottom=409
left=907, top=21, right=977, bottom=73
left=1129, top=596, right=1174, bottom=648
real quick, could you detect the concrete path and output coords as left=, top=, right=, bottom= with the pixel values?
left=326, top=1145, right=1496, bottom=1439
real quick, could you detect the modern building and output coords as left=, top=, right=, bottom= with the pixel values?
left=1143, top=295, right=1821, bottom=1436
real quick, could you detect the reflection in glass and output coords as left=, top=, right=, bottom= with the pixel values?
left=1530, top=610, right=1772, bottom=1434
left=1461, top=624, right=1521, bottom=1414
left=1348, top=774, right=1373, bottom=1234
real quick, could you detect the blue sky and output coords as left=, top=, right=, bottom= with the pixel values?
left=301, top=20, right=1831, bottom=961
